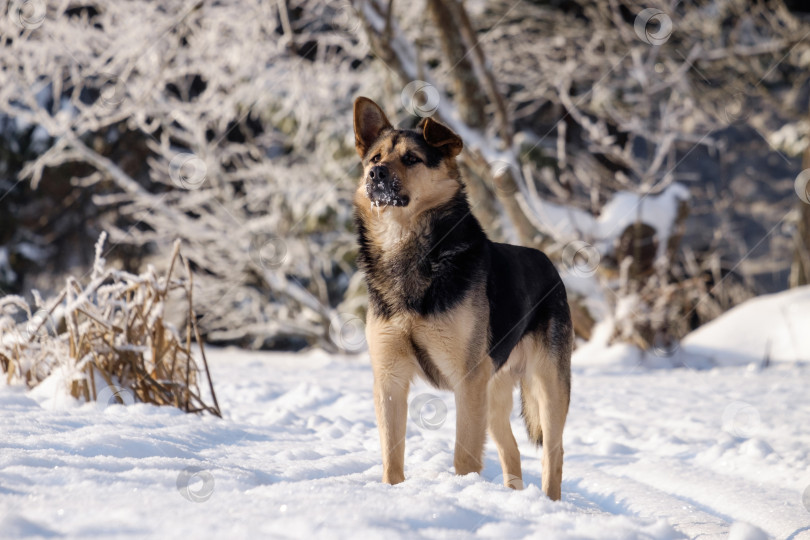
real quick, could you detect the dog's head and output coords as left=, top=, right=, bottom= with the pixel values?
left=353, top=97, right=463, bottom=216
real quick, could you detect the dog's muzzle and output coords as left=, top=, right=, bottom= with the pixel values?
left=365, top=165, right=409, bottom=207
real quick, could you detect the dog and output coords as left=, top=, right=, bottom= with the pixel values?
left=352, top=96, right=572, bottom=500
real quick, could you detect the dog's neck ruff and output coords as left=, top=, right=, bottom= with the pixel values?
left=355, top=190, right=486, bottom=320
left=370, top=209, right=413, bottom=244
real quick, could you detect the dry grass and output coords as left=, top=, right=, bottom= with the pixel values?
left=0, top=235, right=220, bottom=416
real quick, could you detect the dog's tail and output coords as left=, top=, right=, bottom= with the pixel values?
left=519, top=381, right=543, bottom=446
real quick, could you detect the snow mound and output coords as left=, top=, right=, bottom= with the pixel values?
left=682, top=286, right=810, bottom=367
left=532, top=183, right=689, bottom=259
left=727, top=521, right=769, bottom=540
left=0, top=514, right=59, bottom=538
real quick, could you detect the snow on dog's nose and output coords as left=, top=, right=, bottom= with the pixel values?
left=365, top=165, right=408, bottom=207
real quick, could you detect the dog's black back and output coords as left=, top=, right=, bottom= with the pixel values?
left=485, top=242, right=570, bottom=369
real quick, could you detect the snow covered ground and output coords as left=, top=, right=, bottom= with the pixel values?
left=2, top=291, right=810, bottom=539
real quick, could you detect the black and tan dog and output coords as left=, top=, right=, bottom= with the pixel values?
left=352, top=97, right=572, bottom=500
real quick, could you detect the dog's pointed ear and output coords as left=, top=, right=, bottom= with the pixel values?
left=354, top=97, right=392, bottom=158
left=421, top=117, right=463, bottom=157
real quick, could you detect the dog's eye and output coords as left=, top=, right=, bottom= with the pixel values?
left=371, top=154, right=381, bottom=163
left=402, top=153, right=422, bottom=166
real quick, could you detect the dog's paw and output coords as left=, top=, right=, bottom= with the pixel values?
left=382, top=472, right=405, bottom=485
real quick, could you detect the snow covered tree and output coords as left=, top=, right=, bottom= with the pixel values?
left=1, top=0, right=808, bottom=353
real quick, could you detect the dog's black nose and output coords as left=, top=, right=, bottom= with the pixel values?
left=368, top=165, right=388, bottom=182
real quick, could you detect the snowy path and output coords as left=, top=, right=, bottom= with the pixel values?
left=1, top=348, right=809, bottom=539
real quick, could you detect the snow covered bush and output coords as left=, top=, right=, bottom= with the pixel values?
left=0, top=0, right=376, bottom=350
left=0, top=234, right=221, bottom=415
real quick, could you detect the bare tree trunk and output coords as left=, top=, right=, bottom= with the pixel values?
left=422, top=0, right=503, bottom=237
left=790, top=137, right=810, bottom=287
left=445, top=0, right=512, bottom=145
left=423, top=0, right=545, bottom=248
left=424, top=0, right=486, bottom=128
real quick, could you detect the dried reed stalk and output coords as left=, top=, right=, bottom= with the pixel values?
left=0, top=234, right=221, bottom=417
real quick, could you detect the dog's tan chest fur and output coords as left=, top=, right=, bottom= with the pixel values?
left=367, top=289, right=487, bottom=390
left=410, top=291, right=489, bottom=387
left=367, top=210, right=413, bottom=252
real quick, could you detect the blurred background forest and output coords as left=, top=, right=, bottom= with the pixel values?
left=2, top=0, right=809, bottom=356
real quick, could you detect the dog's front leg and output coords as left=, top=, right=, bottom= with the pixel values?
left=372, top=362, right=411, bottom=484
left=368, top=318, right=415, bottom=485
left=453, top=360, right=489, bottom=476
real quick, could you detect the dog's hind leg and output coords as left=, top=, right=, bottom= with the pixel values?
left=487, top=367, right=523, bottom=489
left=521, top=327, right=571, bottom=500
